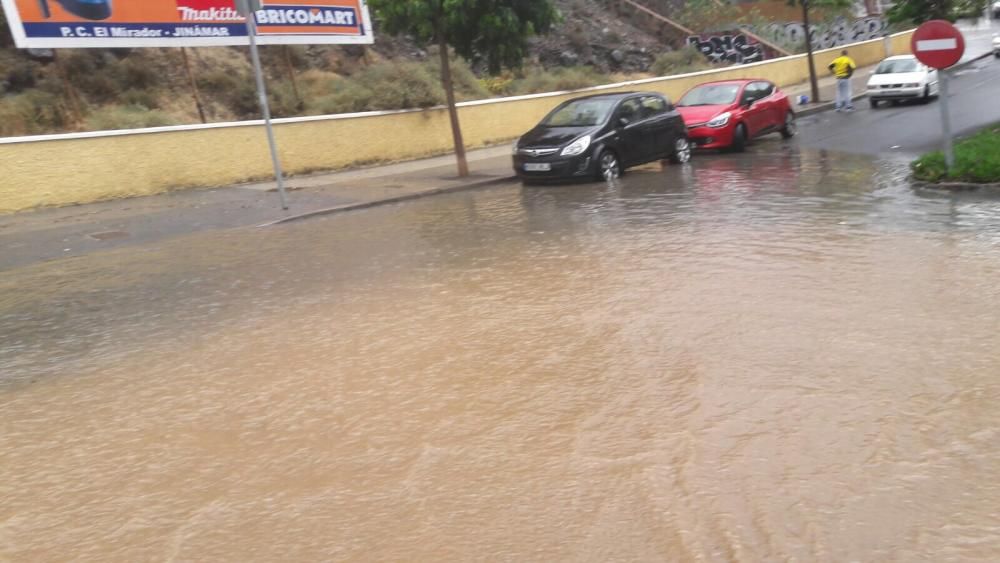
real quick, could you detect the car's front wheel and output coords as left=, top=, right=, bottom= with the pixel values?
left=921, top=85, right=932, bottom=104
left=668, top=136, right=692, bottom=164
left=780, top=112, right=796, bottom=139
left=730, top=124, right=748, bottom=153
left=596, top=149, right=622, bottom=181
left=870, top=98, right=880, bottom=109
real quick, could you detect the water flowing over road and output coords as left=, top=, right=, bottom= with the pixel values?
left=2, top=146, right=1000, bottom=561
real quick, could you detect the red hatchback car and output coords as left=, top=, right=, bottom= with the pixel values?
left=676, top=79, right=796, bottom=152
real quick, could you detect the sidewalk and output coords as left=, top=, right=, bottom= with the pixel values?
left=0, top=146, right=516, bottom=271
left=1, top=44, right=992, bottom=271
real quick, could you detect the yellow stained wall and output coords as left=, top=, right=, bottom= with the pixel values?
left=0, top=31, right=914, bottom=214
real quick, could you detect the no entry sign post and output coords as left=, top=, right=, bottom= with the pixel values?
left=912, top=20, right=966, bottom=169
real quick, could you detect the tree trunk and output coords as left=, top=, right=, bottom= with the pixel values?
left=436, top=20, right=469, bottom=177
left=180, top=48, right=207, bottom=123
left=283, top=46, right=302, bottom=109
left=802, top=0, right=821, bottom=104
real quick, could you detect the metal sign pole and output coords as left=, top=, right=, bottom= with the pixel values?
left=939, top=70, right=955, bottom=169
left=237, top=0, right=289, bottom=210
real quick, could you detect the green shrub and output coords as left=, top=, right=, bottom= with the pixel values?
left=651, top=46, right=713, bottom=76
left=117, top=57, right=160, bottom=90
left=481, top=72, right=515, bottom=96
left=58, top=50, right=162, bottom=104
left=3, top=61, right=38, bottom=93
left=84, top=105, right=172, bottom=131
left=0, top=90, right=70, bottom=136
left=119, top=88, right=159, bottom=109
left=912, top=126, right=1000, bottom=183
left=267, top=81, right=305, bottom=118
left=196, top=69, right=258, bottom=117
left=510, top=66, right=612, bottom=95
left=306, top=60, right=455, bottom=114
left=309, top=79, right=373, bottom=114
left=421, top=51, right=489, bottom=100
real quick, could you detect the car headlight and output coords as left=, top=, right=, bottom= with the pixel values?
left=707, top=112, right=731, bottom=128
left=561, top=135, right=592, bottom=157
left=512, top=143, right=519, bottom=155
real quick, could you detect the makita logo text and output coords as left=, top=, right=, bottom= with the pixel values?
left=256, top=6, right=357, bottom=27
left=176, top=7, right=243, bottom=21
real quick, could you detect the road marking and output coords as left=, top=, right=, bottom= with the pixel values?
left=916, top=38, right=959, bottom=51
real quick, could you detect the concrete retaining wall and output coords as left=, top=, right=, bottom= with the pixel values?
left=0, top=30, right=914, bottom=214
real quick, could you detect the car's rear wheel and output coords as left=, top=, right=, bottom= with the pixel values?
left=596, top=149, right=622, bottom=181
left=730, top=124, right=748, bottom=153
left=668, top=136, right=692, bottom=164
left=780, top=112, right=796, bottom=139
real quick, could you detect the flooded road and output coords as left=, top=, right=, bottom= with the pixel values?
left=3, top=146, right=1000, bottom=561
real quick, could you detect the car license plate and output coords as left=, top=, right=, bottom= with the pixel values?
left=524, top=163, right=551, bottom=172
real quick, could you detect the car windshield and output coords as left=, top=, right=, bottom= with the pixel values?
left=677, top=84, right=741, bottom=107
left=875, top=59, right=920, bottom=74
left=541, top=99, right=617, bottom=127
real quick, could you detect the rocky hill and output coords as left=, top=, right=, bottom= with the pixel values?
left=0, top=0, right=717, bottom=136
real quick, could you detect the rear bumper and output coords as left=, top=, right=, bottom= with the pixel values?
left=686, top=124, right=735, bottom=150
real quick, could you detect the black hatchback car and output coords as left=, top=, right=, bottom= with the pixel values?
left=512, top=91, right=691, bottom=183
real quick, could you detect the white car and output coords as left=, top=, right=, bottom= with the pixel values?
left=866, top=55, right=939, bottom=108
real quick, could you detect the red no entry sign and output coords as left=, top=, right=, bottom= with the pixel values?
left=911, top=20, right=966, bottom=69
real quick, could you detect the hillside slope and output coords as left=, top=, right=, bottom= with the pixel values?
left=0, top=0, right=697, bottom=136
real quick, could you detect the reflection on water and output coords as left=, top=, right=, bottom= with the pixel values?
left=2, top=147, right=1000, bottom=561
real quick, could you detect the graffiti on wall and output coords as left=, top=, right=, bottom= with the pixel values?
left=750, top=16, right=888, bottom=52
left=686, top=34, right=765, bottom=64
left=688, top=17, right=889, bottom=65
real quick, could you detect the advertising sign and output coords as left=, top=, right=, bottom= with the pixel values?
left=1, top=0, right=374, bottom=48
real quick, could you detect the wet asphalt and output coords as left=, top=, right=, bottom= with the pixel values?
left=796, top=55, right=1000, bottom=156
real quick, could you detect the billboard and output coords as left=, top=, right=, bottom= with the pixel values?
left=0, top=0, right=374, bottom=48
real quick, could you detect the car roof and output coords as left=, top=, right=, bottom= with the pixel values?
left=687, top=79, right=759, bottom=88
left=564, top=91, right=664, bottom=102
left=882, top=55, right=916, bottom=61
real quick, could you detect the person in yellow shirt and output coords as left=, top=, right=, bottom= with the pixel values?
left=828, top=50, right=857, bottom=112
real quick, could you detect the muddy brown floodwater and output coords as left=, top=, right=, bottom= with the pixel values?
left=2, top=147, right=1000, bottom=562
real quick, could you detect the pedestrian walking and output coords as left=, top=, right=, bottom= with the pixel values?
left=828, top=50, right=857, bottom=112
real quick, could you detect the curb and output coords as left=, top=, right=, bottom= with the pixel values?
left=258, top=174, right=517, bottom=227
left=912, top=179, right=1000, bottom=192
left=793, top=51, right=993, bottom=118
left=795, top=90, right=872, bottom=117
